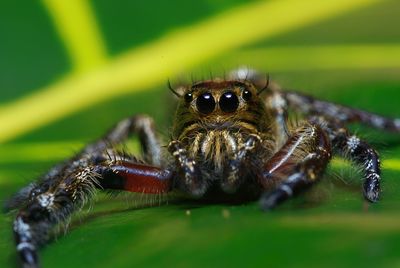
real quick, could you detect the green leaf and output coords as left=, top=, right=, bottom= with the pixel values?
left=1, top=1, right=400, bottom=268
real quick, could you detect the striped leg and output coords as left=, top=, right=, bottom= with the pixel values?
left=221, top=134, right=261, bottom=193
left=13, top=154, right=172, bottom=268
left=259, top=124, right=332, bottom=210
left=168, top=140, right=205, bottom=197
left=84, top=114, right=162, bottom=166
left=341, top=134, right=381, bottom=202
left=311, top=116, right=381, bottom=202
left=263, top=90, right=290, bottom=148
left=4, top=162, right=71, bottom=213
left=98, top=160, right=172, bottom=194
left=283, top=91, right=400, bottom=132
left=8, top=114, right=166, bottom=267
left=13, top=157, right=99, bottom=268
left=4, top=114, right=162, bottom=212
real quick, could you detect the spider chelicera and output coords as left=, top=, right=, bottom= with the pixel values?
left=5, top=69, right=400, bottom=268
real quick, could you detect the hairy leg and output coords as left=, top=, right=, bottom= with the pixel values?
left=84, top=114, right=162, bottom=166
left=259, top=123, right=332, bottom=210
left=5, top=115, right=162, bottom=212
left=263, top=90, right=290, bottom=148
left=221, top=134, right=261, bottom=193
left=283, top=91, right=400, bottom=132
left=168, top=140, right=205, bottom=197
left=310, top=116, right=381, bottom=202
left=6, top=114, right=167, bottom=267
left=263, top=86, right=386, bottom=203
left=13, top=152, right=172, bottom=268
left=229, top=68, right=399, bottom=132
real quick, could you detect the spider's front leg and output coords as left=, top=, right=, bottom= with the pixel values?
left=13, top=155, right=172, bottom=268
left=84, top=114, right=163, bottom=166
left=168, top=140, right=206, bottom=197
left=5, top=115, right=161, bottom=212
left=311, top=116, right=381, bottom=202
left=221, top=134, right=261, bottom=193
left=258, top=124, right=332, bottom=210
left=8, top=114, right=171, bottom=268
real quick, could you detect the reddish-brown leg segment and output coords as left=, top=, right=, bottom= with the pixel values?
left=259, top=124, right=332, bottom=210
left=9, top=114, right=167, bottom=268
left=12, top=157, right=173, bottom=268
left=98, top=161, right=173, bottom=194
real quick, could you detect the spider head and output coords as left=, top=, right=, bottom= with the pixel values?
left=172, top=78, right=270, bottom=138
left=180, top=79, right=260, bottom=116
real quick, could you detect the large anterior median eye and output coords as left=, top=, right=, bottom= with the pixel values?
left=196, top=93, right=215, bottom=114
left=219, top=91, right=239, bottom=113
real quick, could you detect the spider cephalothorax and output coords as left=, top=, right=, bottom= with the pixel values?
left=170, top=79, right=274, bottom=196
left=5, top=70, right=400, bottom=268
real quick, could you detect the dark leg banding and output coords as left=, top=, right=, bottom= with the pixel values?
left=84, top=114, right=162, bottom=166
left=222, top=134, right=261, bottom=193
left=168, top=140, right=206, bottom=197
left=310, top=116, right=381, bottom=202
left=259, top=124, right=332, bottom=210
left=8, top=114, right=166, bottom=268
left=5, top=115, right=162, bottom=212
left=13, top=154, right=173, bottom=268
left=283, top=91, right=400, bottom=132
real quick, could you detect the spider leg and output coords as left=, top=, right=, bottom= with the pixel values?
left=230, top=68, right=399, bottom=132
left=221, top=134, right=261, bottom=193
left=310, top=116, right=381, bottom=202
left=259, top=124, right=332, bottom=210
left=263, top=90, right=290, bottom=148
left=98, top=160, right=172, bottom=194
left=3, top=161, right=71, bottom=212
left=84, top=114, right=162, bottom=166
left=283, top=90, right=400, bottom=132
left=13, top=154, right=172, bottom=268
left=4, top=115, right=162, bottom=212
left=168, top=140, right=206, bottom=197
left=7, top=114, right=167, bottom=267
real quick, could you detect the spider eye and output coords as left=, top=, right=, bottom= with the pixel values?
left=219, top=91, right=239, bottom=113
left=242, top=89, right=252, bottom=101
left=196, top=93, right=215, bottom=114
left=184, top=92, right=193, bottom=103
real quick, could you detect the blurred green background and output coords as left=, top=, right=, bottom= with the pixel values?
left=1, top=0, right=400, bottom=267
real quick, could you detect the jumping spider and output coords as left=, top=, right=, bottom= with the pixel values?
left=5, top=69, right=400, bottom=268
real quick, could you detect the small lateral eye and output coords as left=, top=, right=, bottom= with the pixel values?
left=242, top=89, right=252, bottom=101
left=196, top=93, right=215, bottom=114
left=184, top=92, right=193, bottom=103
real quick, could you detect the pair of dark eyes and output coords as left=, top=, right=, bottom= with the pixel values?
left=184, top=90, right=252, bottom=114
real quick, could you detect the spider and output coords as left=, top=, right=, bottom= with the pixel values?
left=5, top=69, right=400, bottom=268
